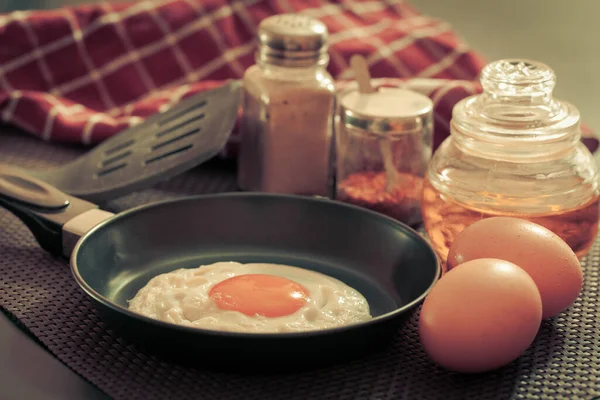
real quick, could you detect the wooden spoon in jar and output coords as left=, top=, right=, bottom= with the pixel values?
left=349, top=55, right=400, bottom=193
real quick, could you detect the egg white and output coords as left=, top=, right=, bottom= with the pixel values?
left=127, top=262, right=372, bottom=333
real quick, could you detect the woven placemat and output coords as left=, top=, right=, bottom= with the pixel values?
left=1, top=128, right=599, bottom=400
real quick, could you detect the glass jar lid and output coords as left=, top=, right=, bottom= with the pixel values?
left=257, top=14, right=329, bottom=68
left=339, top=88, right=433, bottom=135
left=451, top=59, right=581, bottom=159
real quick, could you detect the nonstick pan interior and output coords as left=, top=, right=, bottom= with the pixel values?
left=72, top=193, right=440, bottom=369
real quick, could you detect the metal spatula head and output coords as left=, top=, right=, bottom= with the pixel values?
left=22, top=80, right=241, bottom=203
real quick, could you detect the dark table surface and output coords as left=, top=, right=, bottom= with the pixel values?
left=0, top=313, right=109, bottom=400
left=0, top=127, right=111, bottom=399
left=0, top=124, right=242, bottom=400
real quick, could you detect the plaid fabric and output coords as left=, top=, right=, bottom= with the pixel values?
left=0, top=0, right=596, bottom=157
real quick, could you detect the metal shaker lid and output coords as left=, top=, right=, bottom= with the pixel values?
left=340, top=88, right=434, bottom=135
left=257, top=14, right=329, bottom=68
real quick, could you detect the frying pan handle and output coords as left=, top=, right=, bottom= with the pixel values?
left=0, top=165, right=109, bottom=257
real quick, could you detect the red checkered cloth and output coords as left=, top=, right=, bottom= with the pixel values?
left=0, top=0, right=596, bottom=157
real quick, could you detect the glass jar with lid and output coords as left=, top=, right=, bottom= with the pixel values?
left=336, top=87, right=434, bottom=226
left=237, top=14, right=336, bottom=197
left=422, top=59, right=600, bottom=263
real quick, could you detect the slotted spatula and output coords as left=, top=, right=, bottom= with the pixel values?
left=7, top=80, right=241, bottom=203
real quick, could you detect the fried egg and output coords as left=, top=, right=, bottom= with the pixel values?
left=127, top=262, right=372, bottom=333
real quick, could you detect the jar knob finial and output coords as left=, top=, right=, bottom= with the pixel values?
left=480, top=59, right=556, bottom=99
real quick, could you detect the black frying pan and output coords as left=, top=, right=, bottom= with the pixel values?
left=0, top=165, right=440, bottom=371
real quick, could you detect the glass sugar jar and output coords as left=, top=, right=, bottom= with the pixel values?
left=422, top=59, right=600, bottom=263
left=335, top=87, right=434, bottom=226
left=237, top=14, right=336, bottom=197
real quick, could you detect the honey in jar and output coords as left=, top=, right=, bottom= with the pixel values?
left=422, top=59, right=600, bottom=264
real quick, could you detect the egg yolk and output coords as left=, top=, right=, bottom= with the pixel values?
left=209, top=274, right=309, bottom=318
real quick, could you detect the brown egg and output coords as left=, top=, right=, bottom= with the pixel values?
left=447, top=217, right=583, bottom=319
left=419, top=258, right=542, bottom=374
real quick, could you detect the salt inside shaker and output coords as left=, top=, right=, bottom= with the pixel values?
left=237, top=14, right=336, bottom=196
left=335, top=87, right=434, bottom=225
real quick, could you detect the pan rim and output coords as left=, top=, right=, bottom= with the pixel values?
left=70, top=192, right=441, bottom=339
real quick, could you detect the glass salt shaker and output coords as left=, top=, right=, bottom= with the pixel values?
left=335, top=87, right=434, bottom=226
left=422, top=59, right=600, bottom=263
left=237, top=14, right=336, bottom=197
